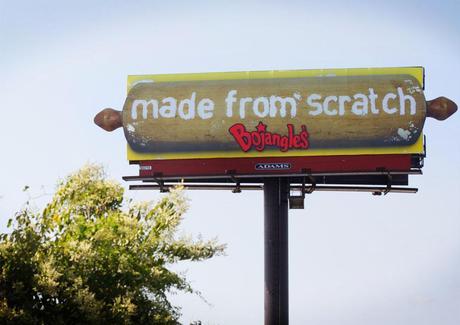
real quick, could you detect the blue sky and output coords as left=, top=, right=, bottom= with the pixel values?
left=1, top=0, right=459, bottom=324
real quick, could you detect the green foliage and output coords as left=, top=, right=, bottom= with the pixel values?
left=0, top=165, right=224, bottom=324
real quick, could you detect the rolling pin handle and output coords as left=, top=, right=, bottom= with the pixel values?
left=426, top=97, right=457, bottom=121
left=94, top=108, right=123, bottom=132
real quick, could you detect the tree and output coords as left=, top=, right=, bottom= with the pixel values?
left=0, top=165, right=224, bottom=324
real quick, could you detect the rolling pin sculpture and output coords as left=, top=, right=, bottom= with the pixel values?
left=95, top=74, right=457, bottom=154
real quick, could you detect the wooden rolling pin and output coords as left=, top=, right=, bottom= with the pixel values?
left=95, top=75, right=457, bottom=153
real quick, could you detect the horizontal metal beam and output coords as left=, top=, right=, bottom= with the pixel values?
left=130, top=184, right=263, bottom=191
left=137, top=174, right=408, bottom=186
left=123, top=169, right=422, bottom=182
left=128, top=183, right=418, bottom=194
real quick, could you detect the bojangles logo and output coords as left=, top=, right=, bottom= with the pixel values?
left=228, top=122, right=309, bottom=152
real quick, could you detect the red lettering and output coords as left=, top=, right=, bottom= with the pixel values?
left=228, top=123, right=252, bottom=152
left=228, top=122, right=310, bottom=152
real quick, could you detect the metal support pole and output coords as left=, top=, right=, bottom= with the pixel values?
left=264, top=178, right=289, bottom=325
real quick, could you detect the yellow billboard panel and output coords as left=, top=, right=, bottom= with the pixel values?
left=125, top=67, right=425, bottom=161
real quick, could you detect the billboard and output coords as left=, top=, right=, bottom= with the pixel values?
left=94, top=67, right=460, bottom=178
left=124, top=67, right=425, bottom=162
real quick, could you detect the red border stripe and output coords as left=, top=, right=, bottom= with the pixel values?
left=136, top=154, right=413, bottom=177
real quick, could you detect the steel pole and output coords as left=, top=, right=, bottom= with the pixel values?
left=264, top=178, right=289, bottom=325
